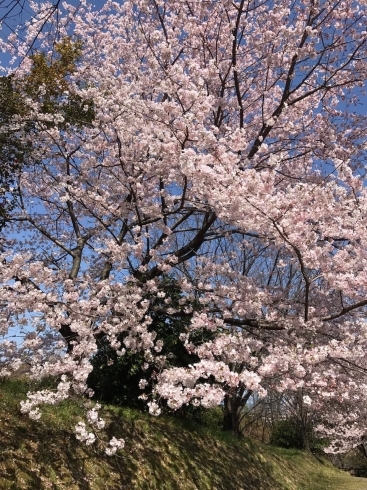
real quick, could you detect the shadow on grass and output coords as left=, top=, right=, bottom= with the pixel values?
left=0, top=398, right=285, bottom=490
left=1, top=379, right=365, bottom=490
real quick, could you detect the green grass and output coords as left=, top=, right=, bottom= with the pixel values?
left=0, top=378, right=366, bottom=490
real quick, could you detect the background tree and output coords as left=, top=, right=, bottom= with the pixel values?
left=0, top=37, right=94, bottom=228
left=0, top=0, right=79, bottom=226
left=0, top=75, right=30, bottom=229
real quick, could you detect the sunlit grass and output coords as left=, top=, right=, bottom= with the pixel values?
left=0, top=377, right=366, bottom=489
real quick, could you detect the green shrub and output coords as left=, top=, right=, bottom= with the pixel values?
left=270, top=417, right=327, bottom=451
left=87, top=276, right=215, bottom=419
left=270, top=418, right=304, bottom=449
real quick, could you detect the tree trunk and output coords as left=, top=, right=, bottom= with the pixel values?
left=222, top=389, right=252, bottom=436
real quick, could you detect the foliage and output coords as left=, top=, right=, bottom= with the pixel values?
left=270, top=418, right=309, bottom=450
left=0, top=37, right=94, bottom=228
left=22, top=37, right=95, bottom=128
left=88, top=277, right=211, bottom=421
left=270, top=418, right=302, bottom=449
left=0, top=76, right=31, bottom=229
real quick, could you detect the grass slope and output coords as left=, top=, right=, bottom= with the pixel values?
left=1, top=379, right=366, bottom=490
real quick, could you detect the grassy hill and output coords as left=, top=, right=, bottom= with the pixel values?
left=1, top=378, right=366, bottom=490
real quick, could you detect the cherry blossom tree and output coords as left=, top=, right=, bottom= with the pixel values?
left=1, top=0, right=367, bottom=453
